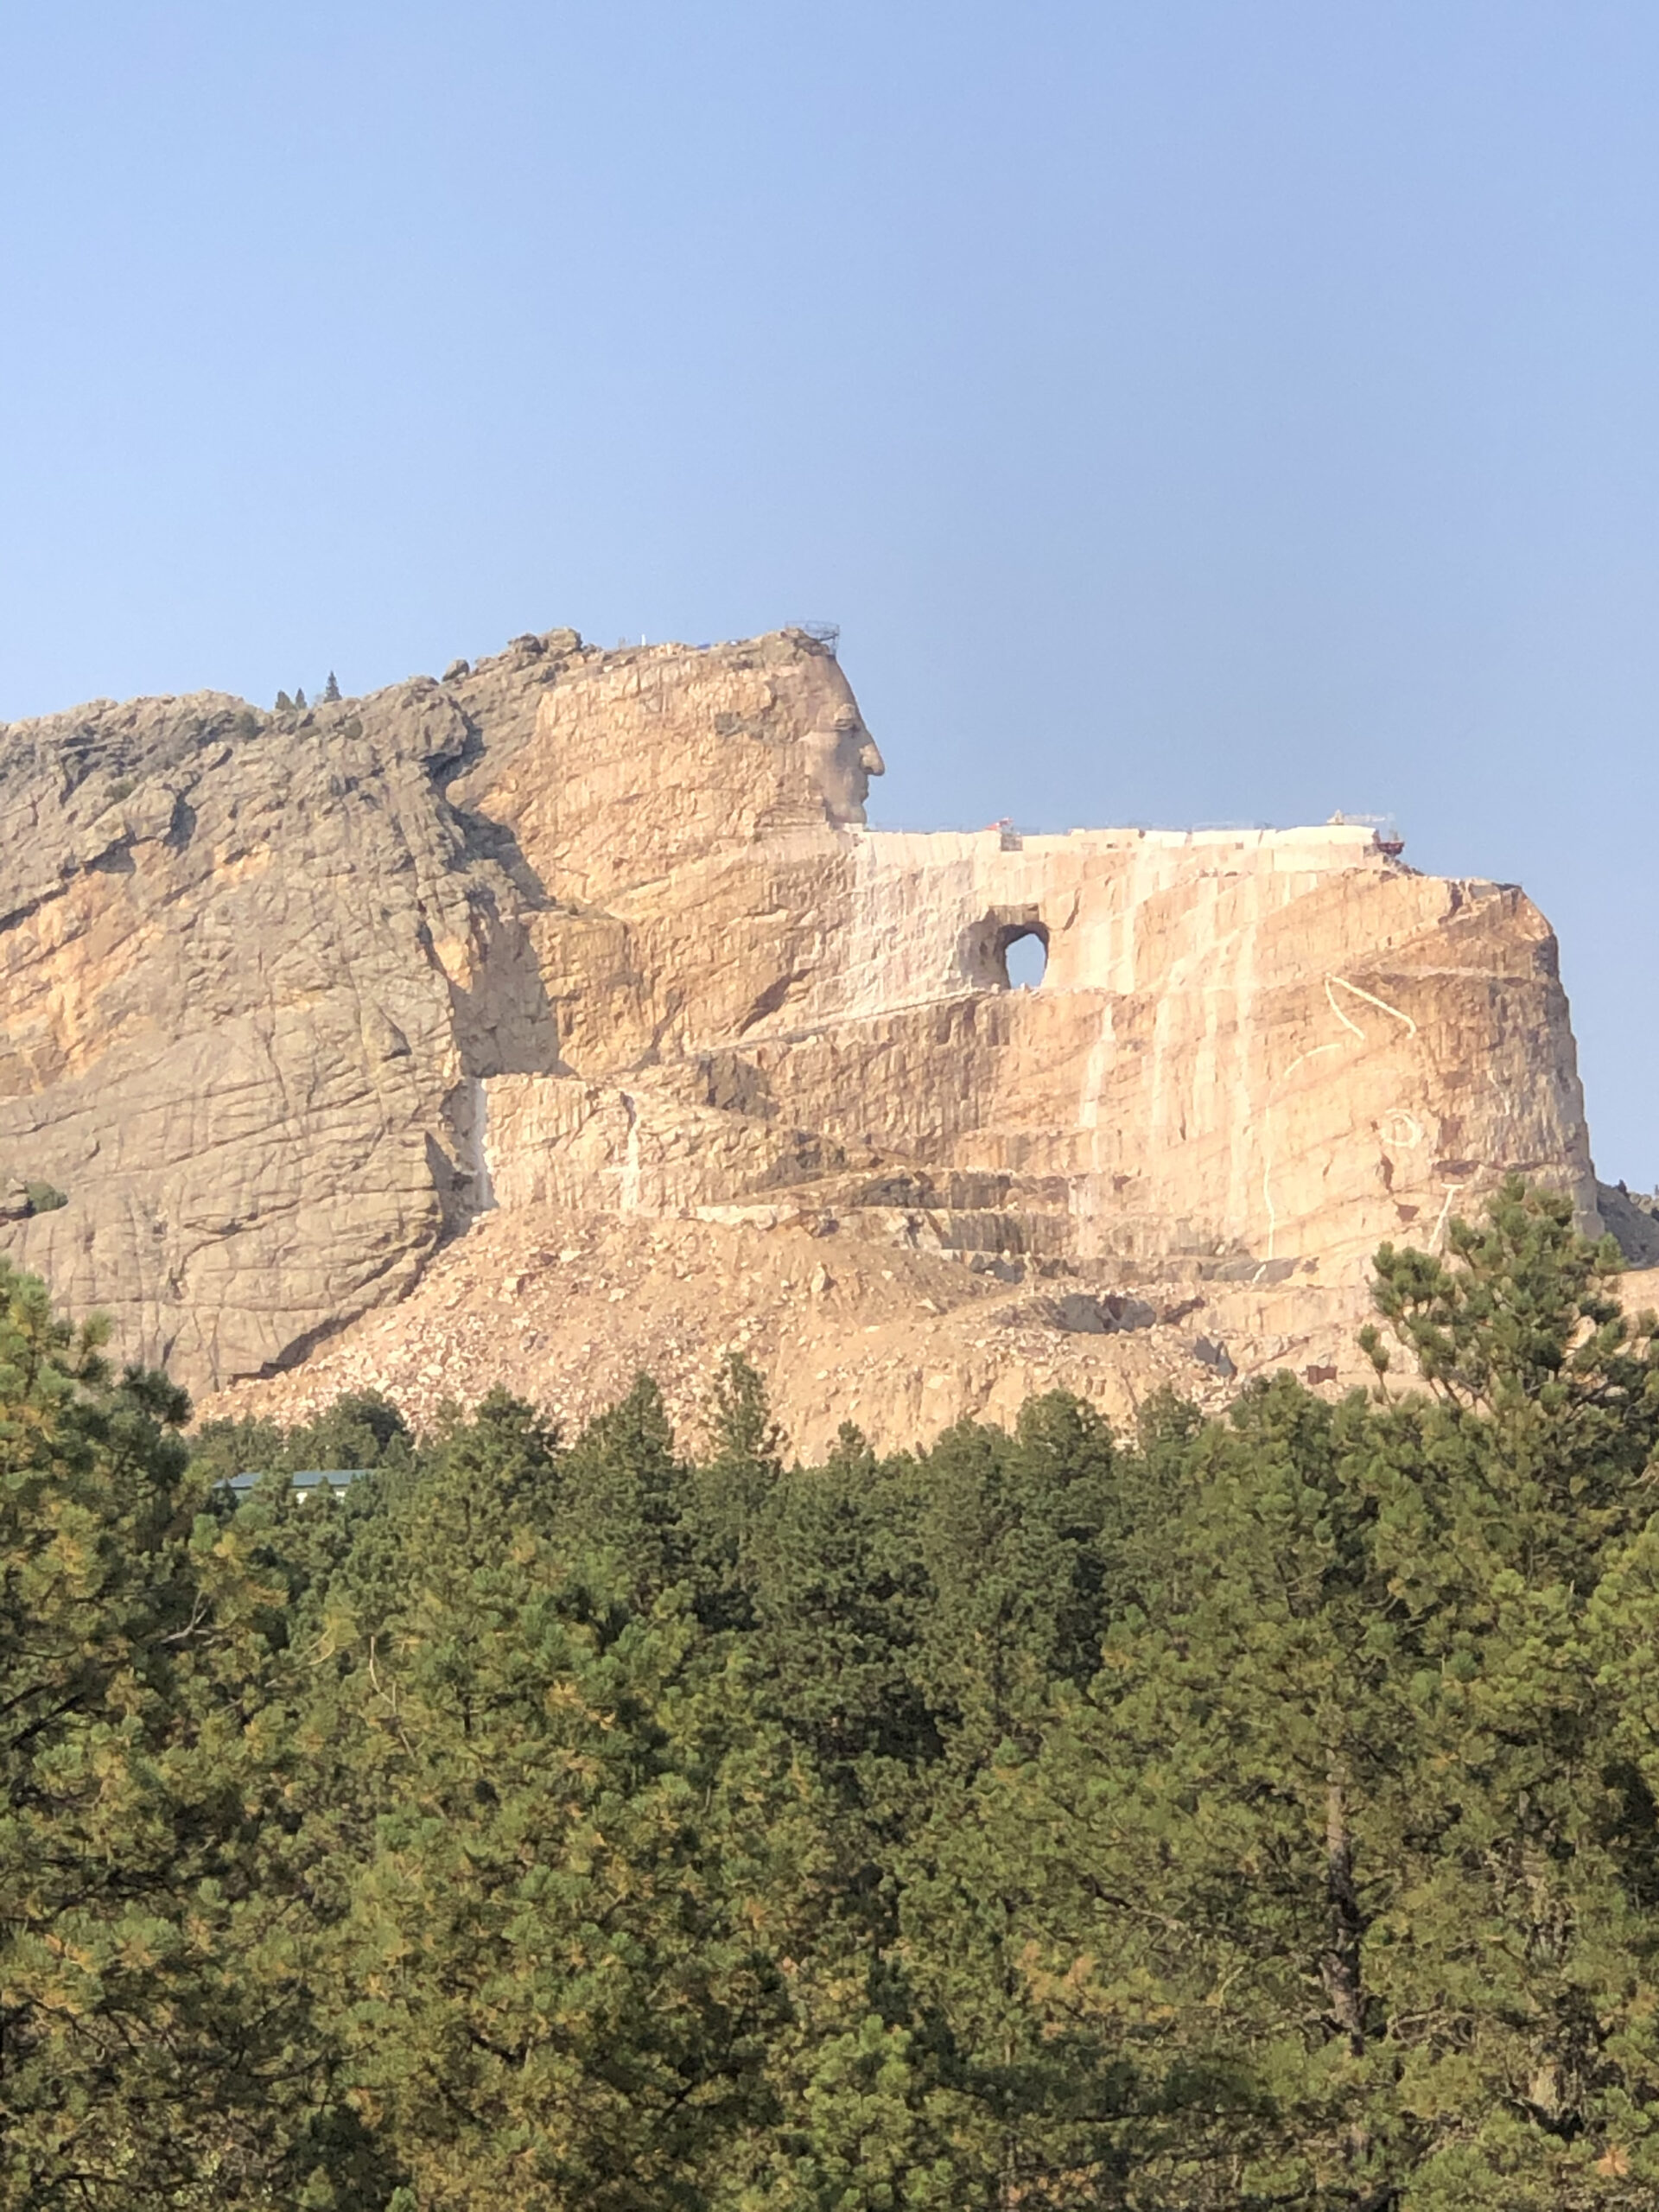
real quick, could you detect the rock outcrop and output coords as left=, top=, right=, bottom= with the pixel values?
left=0, top=626, right=1603, bottom=1446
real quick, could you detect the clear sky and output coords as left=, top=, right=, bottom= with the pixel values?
left=3, top=3, right=1656, bottom=1179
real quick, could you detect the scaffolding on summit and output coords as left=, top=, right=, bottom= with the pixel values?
left=1328, top=810, right=1405, bottom=858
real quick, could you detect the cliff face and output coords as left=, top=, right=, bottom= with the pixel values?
left=0, top=627, right=1599, bottom=1427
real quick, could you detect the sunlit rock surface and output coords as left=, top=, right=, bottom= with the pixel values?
left=0, top=626, right=1599, bottom=1433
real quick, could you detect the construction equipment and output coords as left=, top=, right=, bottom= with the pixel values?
left=1328, top=810, right=1405, bottom=857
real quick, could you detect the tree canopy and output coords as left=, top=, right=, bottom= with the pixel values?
left=7, top=1181, right=1659, bottom=2206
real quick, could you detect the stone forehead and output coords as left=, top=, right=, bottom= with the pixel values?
left=537, top=639, right=861, bottom=741
left=745, top=647, right=866, bottom=725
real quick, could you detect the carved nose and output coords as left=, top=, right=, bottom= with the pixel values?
left=859, top=739, right=886, bottom=778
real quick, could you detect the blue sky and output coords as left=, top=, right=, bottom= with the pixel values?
left=4, top=3, right=1657, bottom=1177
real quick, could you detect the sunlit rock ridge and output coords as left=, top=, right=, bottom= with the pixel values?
left=0, top=626, right=1602, bottom=1435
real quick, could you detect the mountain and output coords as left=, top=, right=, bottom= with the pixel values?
left=0, top=626, right=1611, bottom=1450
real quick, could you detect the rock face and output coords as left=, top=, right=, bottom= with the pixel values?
left=0, top=626, right=1602, bottom=1434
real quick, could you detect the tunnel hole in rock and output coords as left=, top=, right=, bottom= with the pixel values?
left=1002, top=926, right=1048, bottom=990
left=960, top=907, right=1051, bottom=992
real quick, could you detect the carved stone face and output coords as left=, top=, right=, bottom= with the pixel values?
left=795, top=667, right=885, bottom=826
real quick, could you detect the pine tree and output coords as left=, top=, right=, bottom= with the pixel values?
left=747, top=1424, right=936, bottom=1784
left=683, top=1352, right=786, bottom=1630
left=322, top=671, right=341, bottom=703
left=0, top=1262, right=321, bottom=2206
left=1006, top=1185, right=1659, bottom=2206
left=554, top=1373, right=685, bottom=1608
left=319, top=1416, right=816, bottom=2209
left=889, top=1397, right=1135, bottom=2201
